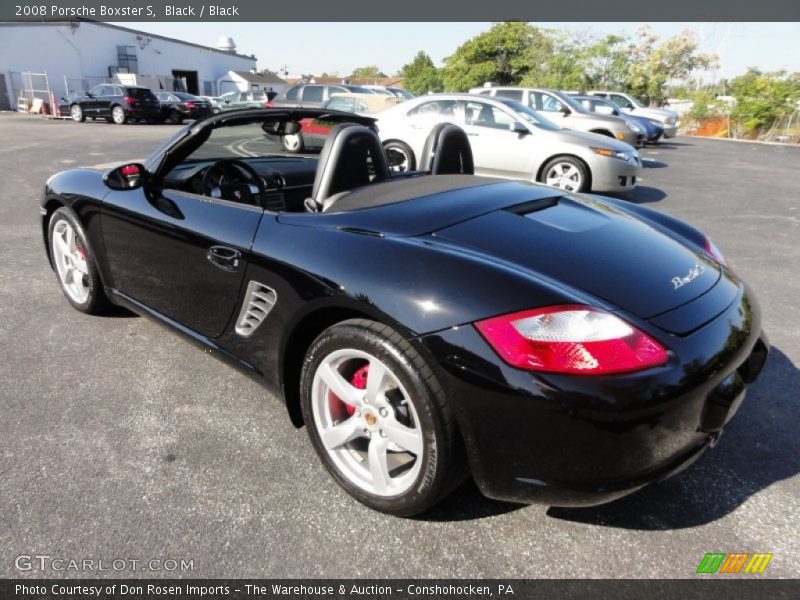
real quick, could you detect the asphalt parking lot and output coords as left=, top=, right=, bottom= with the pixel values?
left=0, top=112, right=798, bottom=579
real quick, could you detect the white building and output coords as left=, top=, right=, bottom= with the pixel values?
left=0, top=21, right=257, bottom=109
left=217, top=70, right=288, bottom=96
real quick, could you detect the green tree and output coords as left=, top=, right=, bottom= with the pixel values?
left=730, top=68, right=800, bottom=133
left=349, top=65, right=387, bottom=79
left=441, top=22, right=552, bottom=91
left=625, top=27, right=718, bottom=105
left=521, top=30, right=587, bottom=89
left=583, top=34, right=631, bottom=89
left=400, top=51, right=443, bottom=95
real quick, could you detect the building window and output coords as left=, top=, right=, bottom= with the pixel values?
left=117, top=46, right=139, bottom=75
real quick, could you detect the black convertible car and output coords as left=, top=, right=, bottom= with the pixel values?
left=41, top=108, right=768, bottom=516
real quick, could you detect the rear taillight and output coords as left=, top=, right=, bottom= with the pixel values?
left=120, top=164, right=140, bottom=176
left=123, top=96, right=137, bottom=106
left=184, top=101, right=195, bottom=109
left=475, top=305, right=668, bottom=375
left=704, top=237, right=727, bottom=266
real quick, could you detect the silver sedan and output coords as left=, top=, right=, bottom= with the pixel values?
left=376, top=93, right=641, bottom=193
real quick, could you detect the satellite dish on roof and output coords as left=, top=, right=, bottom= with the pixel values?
left=216, top=36, right=236, bottom=53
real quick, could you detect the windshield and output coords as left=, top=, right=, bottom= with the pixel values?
left=345, top=85, right=374, bottom=94
left=553, top=92, right=588, bottom=113
left=498, top=99, right=561, bottom=131
left=630, top=96, right=646, bottom=108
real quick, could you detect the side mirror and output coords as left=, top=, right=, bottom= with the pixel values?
left=560, top=106, right=571, bottom=115
left=104, top=163, right=147, bottom=191
left=510, top=122, right=529, bottom=135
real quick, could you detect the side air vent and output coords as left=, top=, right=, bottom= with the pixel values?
left=235, top=281, right=277, bottom=337
left=272, top=173, right=286, bottom=188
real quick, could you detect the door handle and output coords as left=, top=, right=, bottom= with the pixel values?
left=467, top=132, right=480, bottom=137
left=207, top=245, right=241, bottom=272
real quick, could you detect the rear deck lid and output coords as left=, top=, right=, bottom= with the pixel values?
left=434, top=195, right=721, bottom=319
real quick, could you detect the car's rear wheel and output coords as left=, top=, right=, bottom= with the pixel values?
left=111, top=106, right=127, bottom=125
left=383, top=140, right=416, bottom=173
left=166, top=109, right=183, bottom=125
left=282, top=133, right=304, bottom=153
left=48, top=207, right=108, bottom=314
left=70, top=105, right=85, bottom=123
left=300, top=319, right=466, bottom=516
left=541, top=156, right=589, bottom=193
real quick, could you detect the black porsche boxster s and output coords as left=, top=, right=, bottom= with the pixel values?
left=41, top=109, right=768, bottom=516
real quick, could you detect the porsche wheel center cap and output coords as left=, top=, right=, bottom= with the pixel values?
left=363, top=411, right=378, bottom=427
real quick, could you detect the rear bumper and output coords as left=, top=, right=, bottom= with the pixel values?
left=417, top=283, right=767, bottom=506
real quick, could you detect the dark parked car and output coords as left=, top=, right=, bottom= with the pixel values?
left=41, top=110, right=768, bottom=516
left=69, top=84, right=160, bottom=124
left=155, top=91, right=213, bottom=124
left=272, top=83, right=376, bottom=108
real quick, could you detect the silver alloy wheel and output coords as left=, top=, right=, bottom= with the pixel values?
left=112, top=106, right=125, bottom=124
left=386, top=146, right=411, bottom=172
left=282, top=134, right=302, bottom=152
left=71, top=105, right=82, bottom=122
left=545, top=162, right=583, bottom=192
left=52, top=219, right=90, bottom=304
left=311, top=348, right=424, bottom=497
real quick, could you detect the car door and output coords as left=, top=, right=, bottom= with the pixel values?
left=533, top=91, right=569, bottom=125
left=462, top=100, right=536, bottom=179
left=101, top=185, right=264, bottom=339
left=401, top=99, right=460, bottom=156
left=84, top=85, right=105, bottom=116
left=102, top=85, right=119, bottom=117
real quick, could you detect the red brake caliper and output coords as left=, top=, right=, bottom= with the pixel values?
left=330, top=364, right=369, bottom=417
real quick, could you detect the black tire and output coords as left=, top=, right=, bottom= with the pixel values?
left=70, top=104, right=85, bottom=123
left=48, top=207, right=109, bottom=314
left=383, top=140, right=416, bottom=172
left=281, top=133, right=304, bottom=153
left=166, top=109, right=183, bottom=125
left=300, top=319, right=467, bottom=517
left=111, top=105, right=127, bottom=125
left=540, top=155, right=591, bottom=193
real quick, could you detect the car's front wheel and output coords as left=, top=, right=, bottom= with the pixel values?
left=111, top=105, right=127, bottom=125
left=48, top=207, right=108, bottom=314
left=541, top=156, right=589, bottom=193
left=70, top=104, right=85, bottom=122
left=300, top=319, right=466, bottom=516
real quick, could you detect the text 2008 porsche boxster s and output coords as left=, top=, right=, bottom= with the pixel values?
left=41, top=109, right=768, bottom=516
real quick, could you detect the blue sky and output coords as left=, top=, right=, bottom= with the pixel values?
left=117, top=22, right=800, bottom=80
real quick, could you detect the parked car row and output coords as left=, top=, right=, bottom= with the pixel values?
left=64, top=84, right=212, bottom=125
left=63, top=84, right=282, bottom=125
left=258, top=83, right=681, bottom=195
